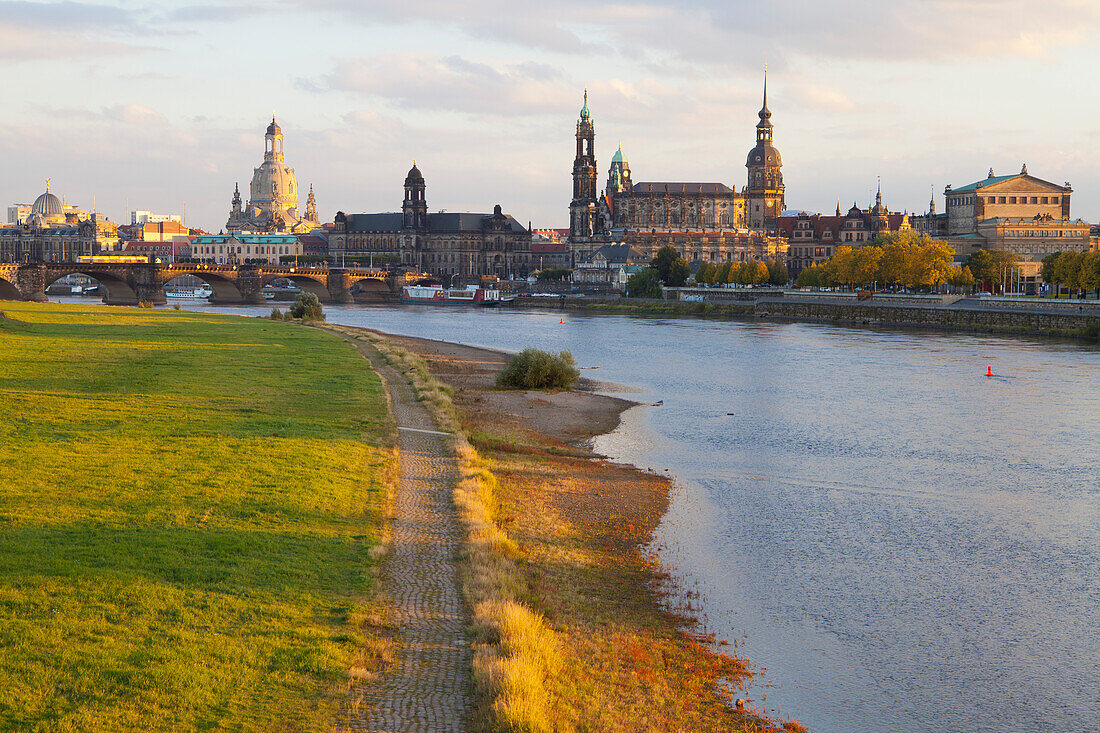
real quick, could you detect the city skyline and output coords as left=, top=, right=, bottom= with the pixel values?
left=2, top=0, right=1099, bottom=231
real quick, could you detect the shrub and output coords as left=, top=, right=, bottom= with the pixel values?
left=269, top=306, right=285, bottom=321
left=138, top=301, right=154, bottom=309
left=289, top=292, right=324, bottom=321
left=496, top=348, right=578, bottom=390
left=172, top=302, right=182, bottom=311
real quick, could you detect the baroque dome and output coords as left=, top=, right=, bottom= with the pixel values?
left=746, top=141, right=782, bottom=168
left=32, top=190, right=64, bottom=219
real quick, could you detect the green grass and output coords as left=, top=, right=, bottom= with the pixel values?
left=0, top=302, right=393, bottom=732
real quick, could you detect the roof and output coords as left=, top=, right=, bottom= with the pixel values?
left=345, top=213, right=403, bottom=232
left=611, top=145, right=626, bottom=164
left=191, top=234, right=297, bottom=244
left=628, top=182, right=735, bottom=195
left=950, top=174, right=1017, bottom=193
left=581, top=243, right=647, bottom=266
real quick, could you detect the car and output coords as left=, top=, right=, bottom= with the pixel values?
left=978, top=291, right=992, bottom=296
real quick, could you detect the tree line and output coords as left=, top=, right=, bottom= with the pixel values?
left=626, top=245, right=788, bottom=297
left=1041, top=251, right=1100, bottom=298
left=795, top=232, right=963, bottom=290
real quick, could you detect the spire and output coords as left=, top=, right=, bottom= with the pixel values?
left=929, top=185, right=936, bottom=215
left=836, top=201, right=841, bottom=216
left=580, top=88, right=590, bottom=120
left=758, top=64, right=772, bottom=127
left=876, top=176, right=882, bottom=207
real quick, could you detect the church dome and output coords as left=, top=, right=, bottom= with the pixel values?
left=611, top=145, right=626, bottom=164
left=267, top=116, right=281, bottom=136
left=405, top=162, right=424, bottom=183
left=746, top=141, right=782, bottom=168
left=32, top=190, right=64, bottom=219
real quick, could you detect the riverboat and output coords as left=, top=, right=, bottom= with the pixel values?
left=165, top=286, right=214, bottom=299
left=400, top=284, right=511, bottom=306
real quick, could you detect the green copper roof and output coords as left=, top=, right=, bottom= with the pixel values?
left=580, top=89, right=590, bottom=119
left=611, top=144, right=625, bottom=164
left=951, top=174, right=1017, bottom=193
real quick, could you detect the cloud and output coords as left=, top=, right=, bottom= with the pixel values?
left=311, top=0, right=1100, bottom=65
left=312, top=53, right=579, bottom=116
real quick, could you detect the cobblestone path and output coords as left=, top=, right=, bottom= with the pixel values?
left=336, top=332, right=470, bottom=732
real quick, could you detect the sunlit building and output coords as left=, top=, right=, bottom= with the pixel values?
left=0, top=182, right=117, bottom=262
left=225, top=117, right=320, bottom=234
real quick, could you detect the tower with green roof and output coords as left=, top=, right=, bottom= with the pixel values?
left=570, top=89, right=599, bottom=244
left=607, top=143, right=632, bottom=194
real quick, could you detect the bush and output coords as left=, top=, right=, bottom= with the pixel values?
left=172, top=302, right=182, bottom=311
left=289, top=292, right=324, bottom=321
left=269, top=306, right=285, bottom=321
left=496, top=349, right=578, bottom=390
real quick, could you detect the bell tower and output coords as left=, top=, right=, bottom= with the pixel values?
left=402, top=162, right=427, bottom=230
left=569, top=90, right=599, bottom=240
left=744, top=67, right=785, bottom=231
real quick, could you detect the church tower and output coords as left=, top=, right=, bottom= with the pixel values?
left=305, top=184, right=318, bottom=223
left=569, top=90, right=598, bottom=239
left=402, top=162, right=427, bottom=230
left=745, top=68, right=785, bottom=231
left=607, top=143, right=632, bottom=195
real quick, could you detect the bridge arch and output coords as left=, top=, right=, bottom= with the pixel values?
left=162, top=271, right=244, bottom=303
left=0, top=271, right=19, bottom=301
left=260, top=272, right=330, bottom=301
left=44, top=270, right=140, bottom=305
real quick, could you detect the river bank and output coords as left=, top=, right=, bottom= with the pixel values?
left=507, top=294, right=1100, bottom=340
left=346, top=326, right=804, bottom=732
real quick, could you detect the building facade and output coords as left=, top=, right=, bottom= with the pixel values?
left=911, top=166, right=1090, bottom=260
left=778, top=187, right=911, bottom=275
left=190, top=233, right=301, bottom=264
left=1, top=183, right=117, bottom=262
left=567, top=71, right=787, bottom=268
left=226, top=117, right=320, bottom=234
left=330, top=164, right=536, bottom=279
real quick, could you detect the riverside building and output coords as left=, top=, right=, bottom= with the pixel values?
left=1, top=182, right=117, bottom=262
left=567, top=71, right=788, bottom=268
left=912, top=166, right=1091, bottom=260
left=330, top=163, right=537, bottom=280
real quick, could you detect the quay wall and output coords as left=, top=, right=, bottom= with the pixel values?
left=755, top=298, right=1100, bottom=338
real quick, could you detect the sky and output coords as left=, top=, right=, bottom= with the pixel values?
left=2, top=0, right=1099, bottom=231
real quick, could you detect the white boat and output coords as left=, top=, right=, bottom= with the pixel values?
left=165, top=286, right=213, bottom=299
left=400, top=284, right=511, bottom=306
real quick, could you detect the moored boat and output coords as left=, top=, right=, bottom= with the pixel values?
left=400, top=284, right=511, bottom=306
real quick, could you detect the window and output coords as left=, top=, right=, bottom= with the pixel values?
left=1052, top=196, right=1059, bottom=204
left=1009, top=197, right=1017, bottom=204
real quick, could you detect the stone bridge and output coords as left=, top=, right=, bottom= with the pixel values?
left=0, top=262, right=426, bottom=305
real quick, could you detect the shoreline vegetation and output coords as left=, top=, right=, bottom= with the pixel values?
left=0, top=302, right=396, bottom=731
left=327, top=323, right=805, bottom=732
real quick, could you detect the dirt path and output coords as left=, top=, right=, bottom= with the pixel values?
left=334, top=331, right=470, bottom=732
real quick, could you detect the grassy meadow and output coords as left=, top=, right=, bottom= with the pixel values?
left=0, top=302, right=392, bottom=731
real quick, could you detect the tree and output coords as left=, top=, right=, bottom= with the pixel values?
left=694, top=261, right=716, bottom=285
left=749, top=260, right=769, bottom=284
left=766, top=258, right=788, bottom=286
left=651, top=245, right=680, bottom=283
left=796, top=265, right=826, bottom=288
left=625, top=268, right=661, bottom=298
left=715, top=261, right=732, bottom=284
left=667, top=257, right=691, bottom=287
left=913, top=240, right=956, bottom=291
left=535, top=268, right=571, bottom=281
left=289, top=291, right=324, bottom=320
left=727, top=262, right=745, bottom=285
left=947, top=265, right=975, bottom=292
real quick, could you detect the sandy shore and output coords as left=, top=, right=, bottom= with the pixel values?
left=355, top=327, right=801, bottom=732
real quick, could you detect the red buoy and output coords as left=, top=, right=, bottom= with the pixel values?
left=560, top=318, right=564, bottom=324
left=986, top=366, right=993, bottom=377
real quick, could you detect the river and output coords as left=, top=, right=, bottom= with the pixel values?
left=70, top=298, right=1100, bottom=732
